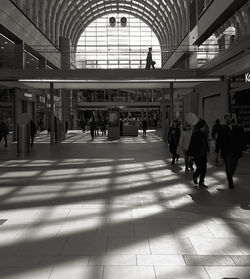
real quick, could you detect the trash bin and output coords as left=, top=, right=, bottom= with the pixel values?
left=17, top=122, right=31, bottom=155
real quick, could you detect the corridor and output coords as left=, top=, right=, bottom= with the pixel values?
left=0, top=131, right=250, bottom=279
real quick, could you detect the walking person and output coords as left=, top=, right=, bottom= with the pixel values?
left=211, top=119, right=222, bottom=141
left=142, top=117, right=148, bottom=137
left=89, top=118, right=96, bottom=141
left=0, top=121, right=9, bottom=147
left=30, top=120, right=37, bottom=147
left=101, top=118, right=107, bottom=136
left=188, top=120, right=209, bottom=187
left=215, top=114, right=246, bottom=189
left=180, top=122, right=194, bottom=172
left=211, top=118, right=222, bottom=165
left=168, top=120, right=181, bottom=165
left=145, top=47, right=155, bottom=69
left=80, top=118, right=86, bottom=133
left=38, top=118, right=44, bottom=133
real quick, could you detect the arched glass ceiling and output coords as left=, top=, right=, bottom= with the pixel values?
left=76, top=13, right=161, bottom=69
left=12, top=0, right=189, bottom=60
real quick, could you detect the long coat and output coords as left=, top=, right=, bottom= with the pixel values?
left=188, top=130, right=209, bottom=158
left=215, top=125, right=246, bottom=159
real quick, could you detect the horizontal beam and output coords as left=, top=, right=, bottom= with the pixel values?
left=0, top=69, right=223, bottom=81
left=76, top=102, right=163, bottom=109
left=0, top=69, right=223, bottom=89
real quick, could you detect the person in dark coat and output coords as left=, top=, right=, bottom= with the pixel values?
left=215, top=114, right=246, bottom=189
left=142, top=118, right=148, bottom=137
left=101, top=119, right=107, bottom=136
left=0, top=121, right=9, bottom=147
left=80, top=118, right=86, bottom=133
left=30, top=120, right=37, bottom=147
left=145, top=47, right=155, bottom=69
left=211, top=119, right=222, bottom=140
left=188, top=120, right=210, bottom=187
left=89, top=118, right=96, bottom=141
left=168, top=120, right=181, bottom=164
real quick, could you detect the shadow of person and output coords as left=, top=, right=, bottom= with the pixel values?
left=189, top=187, right=214, bottom=205
left=216, top=188, right=250, bottom=211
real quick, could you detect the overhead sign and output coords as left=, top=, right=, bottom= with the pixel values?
left=24, top=91, right=33, bottom=98
left=245, top=72, right=250, bottom=83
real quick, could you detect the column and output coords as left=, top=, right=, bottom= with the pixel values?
left=13, top=41, right=25, bottom=141
left=162, top=89, right=167, bottom=142
left=170, top=82, right=174, bottom=123
left=50, top=82, right=55, bottom=145
left=60, top=37, right=71, bottom=136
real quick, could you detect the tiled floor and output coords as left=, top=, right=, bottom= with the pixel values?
left=0, top=130, right=250, bottom=279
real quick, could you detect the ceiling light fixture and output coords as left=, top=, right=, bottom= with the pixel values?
left=18, top=77, right=223, bottom=83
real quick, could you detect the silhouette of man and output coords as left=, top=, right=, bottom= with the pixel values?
left=216, top=114, right=246, bottom=189
left=145, top=47, right=155, bottom=69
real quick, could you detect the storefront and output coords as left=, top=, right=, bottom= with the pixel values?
left=0, top=88, right=15, bottom=134
left=230, top=73, right=250, bottom=144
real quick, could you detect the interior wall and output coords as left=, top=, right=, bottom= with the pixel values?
left=196, top=81, right=228, bottom=134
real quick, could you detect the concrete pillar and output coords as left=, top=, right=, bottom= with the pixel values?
left=13, top=42, right=25, bottom=141
left=60, top=37, right=71, bottom=134
left=189, top=45, right=198, bottom=69
left=170, top=82, right=174, bottom=123
left=50, top=82, right=55, bottom=145
left=14, top=41, right=25, bottom=69
left=162, top=89, right=167, bottom=142
left=60, top=37, right=71, bottom=69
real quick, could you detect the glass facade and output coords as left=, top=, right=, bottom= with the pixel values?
left=197, top=1, right=249, bottom=67
left=76, top=13, right=161, bottom=69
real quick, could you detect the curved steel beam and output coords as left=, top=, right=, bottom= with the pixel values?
left=72, top=9, right=164, bottom=49
left=61, top=0, right=175, bottom=46
left=66, top=1, right=173, bottom=50
left=72, top=9, right=163, bottom=67
left=70, top=6, right=166, bottom=50
left=63, top=0, right=169, bottom=40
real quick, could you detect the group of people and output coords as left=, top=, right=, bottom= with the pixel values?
left=168, top=114, right=246, bottom=189
left=88, top=118, right=107, bottom=141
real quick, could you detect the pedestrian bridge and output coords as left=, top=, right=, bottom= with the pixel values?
left=0, top=69, right=223, bottom=90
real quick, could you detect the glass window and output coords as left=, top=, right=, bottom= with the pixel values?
left=76, top=13, right=161, bottom=69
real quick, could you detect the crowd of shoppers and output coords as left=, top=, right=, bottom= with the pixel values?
left=168, top=114, right=246, bottom=190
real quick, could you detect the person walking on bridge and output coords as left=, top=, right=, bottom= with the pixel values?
left=145, top=47, right=155, bottom=69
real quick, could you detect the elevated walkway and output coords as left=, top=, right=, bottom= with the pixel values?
left=0, top=69, right=223, bottom=89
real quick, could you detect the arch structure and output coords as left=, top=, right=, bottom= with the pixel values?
left=10, top=0, right=189, bottom=64
left=76, top=13, right=162, bottom=69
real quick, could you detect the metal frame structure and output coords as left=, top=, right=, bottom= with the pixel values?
left=11, top=0, right=189, bottom=62
left=76, top=13, right=162, bottom=69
